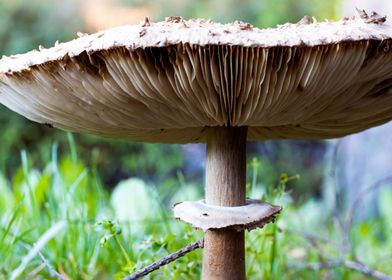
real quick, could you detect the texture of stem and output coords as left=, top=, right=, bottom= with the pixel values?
left=202, top=126, right=247, bottom=280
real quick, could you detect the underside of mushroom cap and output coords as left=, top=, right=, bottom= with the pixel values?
left=1, top=14, right=392, bottom=143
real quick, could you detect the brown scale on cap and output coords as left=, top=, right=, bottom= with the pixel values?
left=139, top=29, right=147, bottom=37
left=165, top=16, right=184, bottom=23
left=297, top=15, right=312, bottom=25
left=76, top=31, right=89, bottom=38
left=208, top=30, right=218, bottom=36
left=96, top=31, right=105, bottom=38
left=165, top=16, right=189, bottom=28
left=231, top=20, right=253, bottom=30
left=238, top=21, right=253, bottom=30
left=141, top=16, right=151, bottom=27
left=356, top=8, right=386, bottom=24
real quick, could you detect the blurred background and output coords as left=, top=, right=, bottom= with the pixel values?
left=0, top=0, right=391, bottom=279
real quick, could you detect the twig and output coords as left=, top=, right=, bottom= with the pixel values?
left=37, top=250, right=65, bottom=280
left=1, top=226, right=65, bottom=279
left=123, top=239, right=204, bottom=280
left=342, top=176, right=392, bottom=256
left=284, top=228, right=338, bottom=248
left=345, top=176, right=392, bottom=232
left=286, top=227, right=392, bottom=280
left=283, top=228, right=337, bottom=260
left=10, top=221, right=67, bottom=280
left=301, top=260, right=342, bottom=270
left=300, top=260, right=392, bottom=280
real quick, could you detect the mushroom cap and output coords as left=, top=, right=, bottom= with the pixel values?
left=1, top=14, right=392, bottom=143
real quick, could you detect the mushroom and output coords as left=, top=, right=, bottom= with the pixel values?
left=1, top=14, right=392, bottom=279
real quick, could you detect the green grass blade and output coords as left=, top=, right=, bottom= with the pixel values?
left=0, top=196, right=24, bottom=244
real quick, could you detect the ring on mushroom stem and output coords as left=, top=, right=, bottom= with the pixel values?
left=1, top=12, right=392, bottom=280
left=173, top=199, right=281, bottom=232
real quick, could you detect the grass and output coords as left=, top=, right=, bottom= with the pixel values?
left=0, top=135, right=391, bottom=279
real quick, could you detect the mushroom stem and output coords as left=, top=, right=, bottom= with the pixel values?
left=202, top=126, right=247, bottom=280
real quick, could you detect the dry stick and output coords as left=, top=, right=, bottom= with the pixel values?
left=9, top=231, right=65, bottom=280
left=301, top=260, right=392, bottom=280
left=286, top=228, right=392, bottom=280
left=345, top=176, right=392, bottom=233
left=10, top=221, right=67, bottom=280
left=37, top=250, right=65, bottom=280
left=123, top=239, right=204, bottom=280
left=283, top=228, right=336, bottom=260
left=341, top=175, right=392, bottom=258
